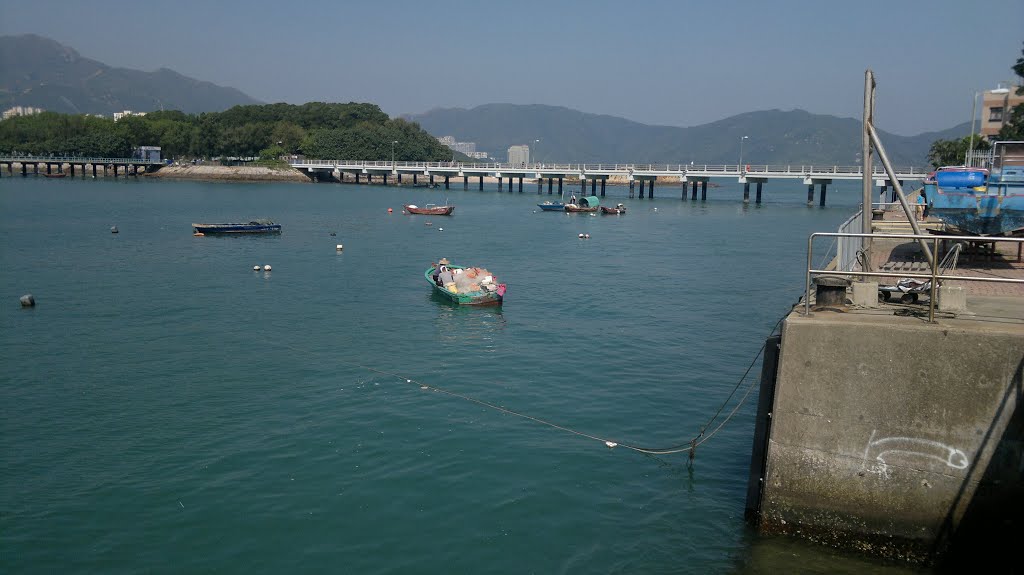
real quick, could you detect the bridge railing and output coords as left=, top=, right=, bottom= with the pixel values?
left=0, top=155, right=164, bottom=165
left=289, top=158, right=927, bottom=176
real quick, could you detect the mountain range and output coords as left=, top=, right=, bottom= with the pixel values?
left=0, top=34, right=260, bottom=115
left=406, top=104, right=968, bottom=167
left=1, top=34, right=964, bottom=165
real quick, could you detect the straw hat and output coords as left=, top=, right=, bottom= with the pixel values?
left=438, top=258, right=450, bottom=265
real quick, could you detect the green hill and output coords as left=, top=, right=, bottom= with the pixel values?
left=406, top=104, right=970, bottom=167
left=0, top=34, right=261, bottom=115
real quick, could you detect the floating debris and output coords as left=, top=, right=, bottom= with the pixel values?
left=336, top=244, right=344, bottom=251
left=110, top=226, right=119, bottom=234
left=20, top=294, right=35, bottom=307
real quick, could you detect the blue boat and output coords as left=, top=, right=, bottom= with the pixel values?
left=926, top=144, right=1024, bottom=236
left=537, top=201, right=565, bottom=211
left=192, top=219, right=282, bottom=235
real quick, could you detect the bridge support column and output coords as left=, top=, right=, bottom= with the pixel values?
left=396, top=173, right=401, bottom=185
left=819, top=183, right=828, bottom=207
left=464, top=175, right=468, bottom=190
left=383, top=174, right=389, bottom=185
left=355, top=173, right=360, bottom=184
left=479, top=176, right=484, bottom=190
left=21, top=163, right=26, bottom=176
left=691, top=181, right=698, bottom=200
left=368, top=174, right=373, bottom=185
left=92, top=164, right=97, bottom=178
left=581, top=178, right=586, bottom=194
left=743, top=182, right=750, bottom=203
left=537, top=178, right=542, bottom=194
left=73, top=164, right=78, bottom=177
left=629, top=180, right=635, bottom=198
left=649, top=180, right=655, bottom=198
left=508, top=177, right=513, bottom=193
left=600, top=179, right=606, bottom=197
left=548, top=178, right=553, bottom=194
left=429, top=174, right=434, bottom=186
left=591, top=179, right=596, bottom=195
left=756, top=181, right=763, bottom=204
left=412, top=174, right=417, bottom=185
left=701, top=181, right=708, bottom=201
left=113, top=165, right=119, bottom=177
left=444, top=175, right=449, bottom=189
left=558, top=178, right=563, bottom=196
left=639, top=180, right=645, bottom=199
left=807, top=184, right=814, bottom=206
left=33, top=163, right=38, bottom=175
left=518, top=177, right=523, bottom=193
left=46, top=163, right=52, bottom=174
left=497, top=176, right=502, bottom=190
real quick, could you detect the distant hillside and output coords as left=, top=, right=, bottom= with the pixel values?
left=0, top=34, right=261, bottom=115
left=406, top=104, right=970, bottom=167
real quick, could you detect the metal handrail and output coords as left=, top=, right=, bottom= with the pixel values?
left=0, top=155, right=163, bottom=164
left=805, top=232, right=1024, bottom=323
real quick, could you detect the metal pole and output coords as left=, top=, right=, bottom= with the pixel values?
left=867, top=124, right=934, bottom=266
left=862, top=70, right=874, bottom=254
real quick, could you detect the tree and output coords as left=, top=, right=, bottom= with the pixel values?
left=927, top=136, right=990, bottom=169
left=997, top=41, right=1024, bottom=140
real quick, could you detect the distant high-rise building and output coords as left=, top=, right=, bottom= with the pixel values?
left=508, top=145, right=530, bottom=166
left=437, top=135, right=457, bottom=147
left=113, top=110, right=147, bottom=121
left=453, top=141, right=477, bottom=155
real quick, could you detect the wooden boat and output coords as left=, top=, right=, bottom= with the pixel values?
left=425, top=259, right=505, bottom=306
left=44, top=173, right=66, bottom=178
left=192, top=220, right=282, bottom=234
left=405, top=203, right=454, bottom=215
left=564, top=195, right=600, bottom=213
left=600, top=203, right=627, bottom=215
left=537, top=201, right=565, bottom=211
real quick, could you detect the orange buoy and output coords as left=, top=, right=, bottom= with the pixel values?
left=388, top=208, right=393, bottom=213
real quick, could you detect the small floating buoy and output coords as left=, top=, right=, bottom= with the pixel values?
left=20, top=294, right=35, bottom=307
left=578, top=233, right=584, bottom=239
left=584, top=233, right=590, bottom=239
left=336, top=244, right=343, bottom=251
left=263, top=264, right=272, bottom=271
left=110, top=226, right=118, bottom=234
left=253, top=265, right=260, bottom=271
left=438, top=227, right=443, bottom=232
left=388, top=208, right=393, bottom=213
left=425, top=222, right=432, bottom=226
left=653, top=208, right=658, bottom=211
left=329, top=232, right=336, bottom=237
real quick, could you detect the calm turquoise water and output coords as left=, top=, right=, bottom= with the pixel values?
left=1, top=176, right=924, bottom=574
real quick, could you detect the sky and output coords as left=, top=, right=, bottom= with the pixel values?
left=3, top=0, right=1022, bottom=136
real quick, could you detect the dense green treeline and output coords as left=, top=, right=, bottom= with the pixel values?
left=0, top=102, right=459, bottom=162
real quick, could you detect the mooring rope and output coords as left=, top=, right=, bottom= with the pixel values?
left=262, top=308, right=789, bottom=457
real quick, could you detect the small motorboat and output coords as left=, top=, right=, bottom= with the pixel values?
left=425, top=258, right=505, bottom=306
left=600, top=203, right=627, bottom=215
left=191, top=220, right=282, bottom=234
left=404, top=203, right=454, bottom=215
left=537, top=201, right=565, bottom=212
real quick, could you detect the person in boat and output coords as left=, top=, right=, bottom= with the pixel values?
left=569, top=194, right=577, bottom=205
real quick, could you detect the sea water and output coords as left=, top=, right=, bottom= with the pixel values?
left=0, top=176, right=925, bottom=574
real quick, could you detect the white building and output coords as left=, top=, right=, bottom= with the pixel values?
left=113, top=110, right=147, bottom=122
left=508, top=145, right=530, bottom=166
left=437, top=135, right=456, bottom=147
left=2, top=106, right=44, bottom=120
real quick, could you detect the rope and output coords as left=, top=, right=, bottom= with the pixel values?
left=261, top=307, right=790, bottom=457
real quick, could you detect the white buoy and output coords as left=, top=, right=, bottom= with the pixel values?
left=264, top=264, right=272, bottom=271
left=584, top=233, right=590, bottom=239
left=438, top=227, right=443, bottom=231
left=578, top=233, right=584, bottom=239
left=336, top=244, right=343, bottom=251
left=253, top=265, right=260, bottom=271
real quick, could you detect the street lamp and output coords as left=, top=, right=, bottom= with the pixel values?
left=391, top=140, right=398, bottom=171
left=534, top=139, right=541, bottom=166
left=739, top=135, right=749, bottom=172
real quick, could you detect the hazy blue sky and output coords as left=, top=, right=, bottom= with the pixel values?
left=3, top=0, right=1022, bottom=135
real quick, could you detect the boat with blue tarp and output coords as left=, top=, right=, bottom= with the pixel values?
left=926, top=142, right=1024, bottom=236
left=192, top=219, right=282, bottom=235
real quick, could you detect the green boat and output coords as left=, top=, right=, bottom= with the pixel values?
left=425, top=260, right=506, bottom=306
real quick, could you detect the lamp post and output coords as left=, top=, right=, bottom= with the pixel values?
left=391, top=140, right=398, bottom=172
left=967, top=91, right=980, bottom=166
left=739, top=135, right=749, bottom=172
left=534, top=139, right=541, bottom=166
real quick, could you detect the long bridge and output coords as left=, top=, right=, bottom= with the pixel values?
left=0, top=155, right=164, bottom=178
left=290, top=159, right=929, bottom=205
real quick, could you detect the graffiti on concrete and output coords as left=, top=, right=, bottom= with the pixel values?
left=860, top=429, right=969, bottom=479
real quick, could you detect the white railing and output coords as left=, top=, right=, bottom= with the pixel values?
left=0, top=155, right=164, bottom=164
